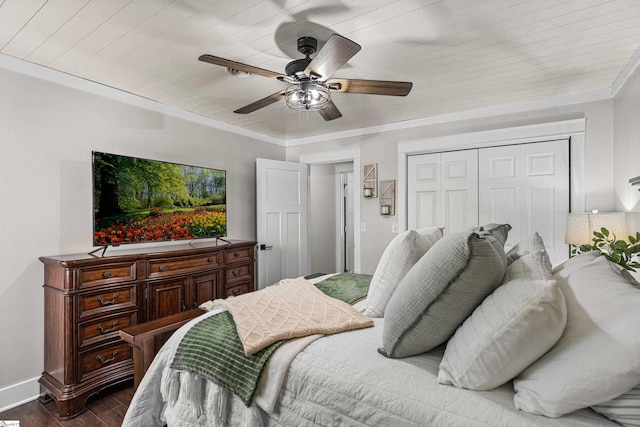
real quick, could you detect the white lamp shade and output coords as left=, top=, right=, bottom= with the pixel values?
left=565, top=212, right=628, bottom=245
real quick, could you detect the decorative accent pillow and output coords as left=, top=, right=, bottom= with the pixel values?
left=438, top=247, right=566, bottom=390
left=513, top=251, right=640, bottom=417
left=502, top=248, right=553, bottom=283
left=379, top=230, right=507, bottom=359
left=478, top=223, right=512, bottom=247
left=363, top=227, right=443, bottom=318
left=505, top=231, right=546, bottom=264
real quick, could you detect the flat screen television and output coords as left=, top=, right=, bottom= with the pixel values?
left=92, top=151, right=226, bottom=247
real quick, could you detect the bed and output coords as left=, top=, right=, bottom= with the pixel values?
left=122, top=225, right=640, bottom=427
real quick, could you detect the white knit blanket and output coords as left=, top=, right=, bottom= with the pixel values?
left=212, top=277, right=373, bottom=356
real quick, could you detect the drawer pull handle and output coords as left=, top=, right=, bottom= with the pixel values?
left=96, top=293, right=119, bottom=306
left=159, top=265, right=167, bottom=272
left=96, top=320, right=119, bottom=334
left=96, top=350, right=118, bottom=365
left=234, top=252, right=240, bottom=257
left=208, top=257, right=214, bottom=263
left=232, top=270, right=240, bottom=277
left=232, top=289, right=242, bottom=296
left=103, top=271, right=112, bottom=279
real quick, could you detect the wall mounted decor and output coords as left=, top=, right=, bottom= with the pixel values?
left=363, top=163, right=377, bottom=198
left=379, top=179, right=396, bottom=215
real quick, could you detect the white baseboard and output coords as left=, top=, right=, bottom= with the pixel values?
left=0, top=377, right=40, bottom=413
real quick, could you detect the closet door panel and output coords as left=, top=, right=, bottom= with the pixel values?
left=479, top=140, right=569, bottom=265
left=486, top=187, right=517, bottom=225
left=527, top=186, right=556, bottom=249
left=408, top=153, right=440, bottom=229
left=408, top=151, right=478, bottom=233
left=444, top=190, right=470, bottom=233
left=441, top=150, right=478, bottom=234
left=416, top=191, right=439, bottom=228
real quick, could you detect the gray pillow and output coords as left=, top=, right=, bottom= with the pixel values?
left=478, top=223, right=512, bottom=247
left=379, top=230, right=507, bottom=359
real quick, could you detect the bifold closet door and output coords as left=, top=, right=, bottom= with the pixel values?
left=407, top=150, right=479, bottom=234
left=478, top=139, right=570, bottom=265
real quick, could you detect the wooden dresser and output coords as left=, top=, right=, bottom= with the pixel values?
left=38, top=239, right=256, bottom=419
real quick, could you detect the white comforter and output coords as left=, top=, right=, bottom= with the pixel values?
left=122, top=314, right=615, bottom=427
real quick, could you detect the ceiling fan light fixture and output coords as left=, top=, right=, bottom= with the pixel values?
left=284, top=81, right=330, bottom=111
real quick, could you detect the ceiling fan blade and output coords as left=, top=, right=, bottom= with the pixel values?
left=304, top=34, right=361, bottom=80
left=327, top=78, right=413, bottom=96
left=199, top=54, right=286, bottom=80
left=234, top=91, right=285, bottom=114
left=319, top=100, right=342, bottom=121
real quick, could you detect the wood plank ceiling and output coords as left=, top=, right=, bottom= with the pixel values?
left=1, top=0, right=639, bottom=141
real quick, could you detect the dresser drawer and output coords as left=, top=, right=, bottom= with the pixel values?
left=78, top=286, right=136, bottom=319
left=225, top=282, right=252, bottom=298
left=78, top=262, right=136, bottom=288
left=226, top=264, right=252, bottom=284
left=147, top=253, right=222, bottom=278
left=78, top=311, right=136, bottom=348
left=225, top=247, right=254, bottom=264
left=78, top=342, right=131, bottom=382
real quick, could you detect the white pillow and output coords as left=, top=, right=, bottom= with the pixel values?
left=438, top=250, right=566, bottom=390
left=363, top=227, right=443, bottom=318
left=514, top=251, right=640, bottom=417
left=502, top=249, right=553, bottom=282
left=505, top=231, right=546, bottom=264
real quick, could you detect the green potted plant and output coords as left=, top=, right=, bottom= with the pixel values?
left=572, top=228, right=640, bottom=271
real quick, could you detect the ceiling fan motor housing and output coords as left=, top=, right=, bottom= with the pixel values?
left=285, top=36, right=318, bottom=78
left=297, top=36, right=317, bottom=56
left=285, top=58, right=311, bottom=77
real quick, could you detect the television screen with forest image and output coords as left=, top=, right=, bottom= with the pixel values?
left=92, top=151, right=226, bottom=246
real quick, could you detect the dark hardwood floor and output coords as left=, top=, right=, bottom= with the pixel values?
left=0, top=381, right=134, bottom=427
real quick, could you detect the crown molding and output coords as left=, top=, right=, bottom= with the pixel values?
left=611, top=45, right=640, bottom=97
left=285, top=89, right=610, bottom=147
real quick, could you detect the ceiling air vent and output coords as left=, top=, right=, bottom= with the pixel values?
left=630, top=176, right=640, bottom=189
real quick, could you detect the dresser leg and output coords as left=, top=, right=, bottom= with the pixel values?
left=39, top=378, right=89, bottom=419
left=54, top=397, right=89, bottom=420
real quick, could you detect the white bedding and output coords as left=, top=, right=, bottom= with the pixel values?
left=122, top=314, right=615, bottom=427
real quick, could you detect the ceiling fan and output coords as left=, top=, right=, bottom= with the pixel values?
left=198, top=34, right=413, bottom=121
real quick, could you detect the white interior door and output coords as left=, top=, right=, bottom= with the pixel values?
left=478, top=139, right=570, bottom=265
left=256, top=159, right=309, bottom=289
left=407, top=150, right=479, bottom=234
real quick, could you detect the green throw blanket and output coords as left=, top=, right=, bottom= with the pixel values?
left=315, top=273, right=372, bottom=305
left=170, top=273, right=371, bottom=406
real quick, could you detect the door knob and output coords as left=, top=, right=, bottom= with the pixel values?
left=259, top=244, right=273, bottom=250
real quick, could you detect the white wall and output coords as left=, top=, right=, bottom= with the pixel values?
left=0, top=65, right=284, bottom=402
left=309, top=164, right=337, bottom=273
left=614, top=64, right=640, bottom=214
left=287, top=100, right=616, bottom=274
